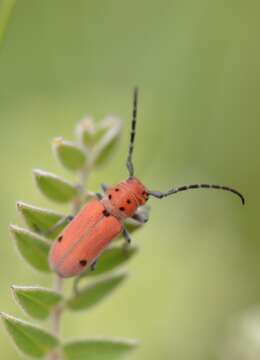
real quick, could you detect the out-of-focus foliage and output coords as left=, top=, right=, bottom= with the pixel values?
left=12, top=285, right=63, bottom=320
left=220, top=308, right=260, bottom=360
left=3, top=104, right=140, bottom=358
left=0, top=313, right=59, bottom=358
left=0, top=1, right=259, bottom=360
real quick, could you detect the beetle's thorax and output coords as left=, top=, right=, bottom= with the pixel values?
left=102, top=177, right=148, bottom=219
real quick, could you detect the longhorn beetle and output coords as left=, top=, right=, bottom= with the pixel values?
left=49, top=88, right=245, bottom=278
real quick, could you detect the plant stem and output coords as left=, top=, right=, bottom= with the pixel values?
left=51, top=276, right=63, bottom=335
left=48, top=160, right=91, bottom=360
left=49, top=276, right=64, bottom=360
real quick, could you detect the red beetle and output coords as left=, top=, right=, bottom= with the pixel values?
left=49, top=88, right=244, bottom=278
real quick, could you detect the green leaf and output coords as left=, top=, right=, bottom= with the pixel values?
left=10, top=225, right=50, bottom=272
left=12, top=286, right=63, bottom=320
left=33, top=169, right=79, bottom=203
left=63, top=337, right=137, bottom=360
left=0, top=312, right=59, bottom=358
left=86, top=245, right=138, bottom=277
left=53, top=137, right=87, bottom=171
left=93, top=116, right=122, bottom=167
left=17, top=202, right=67, bottom=239
left=67, top=272, right=127, bottom=311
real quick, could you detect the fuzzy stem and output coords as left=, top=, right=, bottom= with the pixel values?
left=48, top=276, right=64, bottom=360
left=51, top=276, right=63, bottom=335
left=48, top=159, right=91, bottom=360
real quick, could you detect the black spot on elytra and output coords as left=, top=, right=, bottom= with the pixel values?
left=79, top=259, right=87, bottom=267
left=127, top=199, right=131, bottom=204
left=115, top=188, right=119, bottom=192
left=57, top=235, right=63, bottom=243
left=108, top=194, right=112, bottom=200
left=119, top=207, right=125, bottom=212
left=103, top=209, right=110, bottom=217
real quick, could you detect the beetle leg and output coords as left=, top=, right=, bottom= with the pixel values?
left=45, top=215, right=74, bottom=236
left=132, top=212, right=149, bottom=224
left=84, top=191, right=103, bottom=202
left=90, top=259, right=98, bottom=271
left=95, top=192, right=103, bottom=200
left=101, top=183, right=110, bottom=193
left=73, top=260, right=98, bottom=295
left=122, top=228, right=131, bottom=244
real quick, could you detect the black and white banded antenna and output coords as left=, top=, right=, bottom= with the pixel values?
left=148, top=183, right=245, bottom=205
left=126, top=87, right=138, bottom=178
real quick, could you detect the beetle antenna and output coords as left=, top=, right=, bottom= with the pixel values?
left=148, top=183, right=245, bottom=205
left=126, top=87, right=138, bottom=177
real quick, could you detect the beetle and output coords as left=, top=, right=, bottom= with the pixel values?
left=49, top=88, right=245, bottom=278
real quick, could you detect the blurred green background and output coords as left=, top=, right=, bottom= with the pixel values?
left=0, top=1, right=259, bottom=359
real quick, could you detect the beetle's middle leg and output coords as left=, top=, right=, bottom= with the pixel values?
left=44, top=215, right=74, bottom=236
left=122, top=227, right=131, bottom=244
left=84, top=184, right=110, bottom=202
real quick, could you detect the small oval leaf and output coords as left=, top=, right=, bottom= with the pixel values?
left=12, top=285, right=63, bottom=320
left=63, top=337, right=138, bottom=360
left=53, top=137, right=87, bottom=171
left=93, top=116, right=122, bottom=167
left=67, top=272, right=127, bottom=311
left=10, top=225, right=50, bottom=272
left=33, top=169, right=79, bottom=203
left=17, top=202, right=67, bottom=239
left=76, top=116, right=107, bottom=148
left=0, top=312, right=59, bottom=358
left=86, top=245, right=138, bottom=277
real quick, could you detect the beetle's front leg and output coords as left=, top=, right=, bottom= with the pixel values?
left=101, top=183, right=110, bottom=193
left=131, top=212, right=149, bottom=224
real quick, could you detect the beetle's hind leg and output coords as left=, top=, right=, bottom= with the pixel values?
left=90, top=258, right=98, bottom=271
left=73, top=259, right=99, bottom=295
